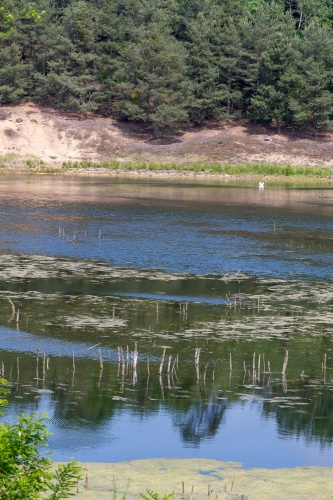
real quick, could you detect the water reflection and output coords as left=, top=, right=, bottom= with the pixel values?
left=173, top=398, right=227, bottom=445
left=0, top=176, right=333, bottom=467
left=0, top=175, right=332, bottom=279
left=3, top=348, right=333, bottom=467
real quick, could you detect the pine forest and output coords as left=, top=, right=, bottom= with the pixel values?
left=1, top=0, right=333, bottom=137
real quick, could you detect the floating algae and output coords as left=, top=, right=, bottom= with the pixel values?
left=70, top=458, right=333, bottom=499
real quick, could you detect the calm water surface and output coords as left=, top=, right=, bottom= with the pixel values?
left=0, top=175, right=333, bottom=468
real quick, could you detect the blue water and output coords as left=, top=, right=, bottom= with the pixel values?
left=4, top=392, right=333, bottom=468
left=1, top=176, right=333, bottom=468
left=0, top=177, right=332, bottom=280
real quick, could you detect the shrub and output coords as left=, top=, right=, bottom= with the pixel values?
left=0, top=379, right=82, bottom=499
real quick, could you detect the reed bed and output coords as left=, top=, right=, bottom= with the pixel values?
left=2, top=342, right=330, bottom=408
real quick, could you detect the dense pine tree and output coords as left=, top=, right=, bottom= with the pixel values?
left=113, top=22, right=190, bottom=138
left=218, top=18, right=244, bottom=120
left=185, top=8, right=223, bottom=125
left=250, top=11, right=294, bottom=133
left=288, top=21, right=333, bottom=135
left=1, top=0, right=333, bottom=135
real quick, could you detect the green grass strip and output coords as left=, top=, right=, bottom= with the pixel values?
left=61, top=160, right=333, bottom=177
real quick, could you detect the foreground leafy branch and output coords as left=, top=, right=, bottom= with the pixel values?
left=0, top=380, right=82, bottom=499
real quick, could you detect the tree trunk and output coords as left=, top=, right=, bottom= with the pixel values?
left=152, top=127, right=159, bottom=140
left=298, top=8, right=303, bottom=30
left=276, top=117, right=281, bottom=135
left=199, top=111, right=204, bottom=129
left=312, top=117, right=317, bottom=137
left=227, top=72, right=231, bottom=120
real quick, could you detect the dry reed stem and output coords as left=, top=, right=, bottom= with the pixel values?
left=204, top=363, right=208, bottom=383
left=98, top=367, right=103, bottom=387
left=36, top=348, right=39, bottom=383
left=147, top=354, right=150, bottom=376
left=132, top=342, right=138, bottom=370
left=158, top=347, right=166, bottom=375
left=8, top=297, right=15, bottom=322
left=159, top=375, right=165, bottom=401
left=195, top=348, right=201, bottom=367
left=167, top=372, right=171, bottom=389
left=167, top=355, right=172, bottom=374
left=282, top=350, right=288, bottom=375
left=171, top=357, right=177, bottom=375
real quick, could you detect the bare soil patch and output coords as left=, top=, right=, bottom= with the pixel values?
left=1, top=102, right=333, bottom=167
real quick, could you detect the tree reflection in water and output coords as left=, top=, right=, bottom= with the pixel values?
left=173, top=398, right=227, bottom=445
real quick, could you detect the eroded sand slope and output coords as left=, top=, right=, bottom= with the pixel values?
left=1, top=102, right=333, bottom=166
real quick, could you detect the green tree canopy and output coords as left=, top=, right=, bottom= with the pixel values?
left=113, top=23, right=190, bottom=138
left=288, top=21, right=333, bottom=135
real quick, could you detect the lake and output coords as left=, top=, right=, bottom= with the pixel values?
left=0, top=174, right=332, bottom=468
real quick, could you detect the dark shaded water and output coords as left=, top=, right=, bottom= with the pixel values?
left=0, top=175, right=333, bottom=468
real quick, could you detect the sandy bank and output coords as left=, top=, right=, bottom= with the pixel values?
left=2, top=103, right=333, bottom=170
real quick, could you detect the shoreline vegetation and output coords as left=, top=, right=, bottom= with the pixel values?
left=1, top=156, right=333, bottom=183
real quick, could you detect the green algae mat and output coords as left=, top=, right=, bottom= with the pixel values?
left=72, top=459, right=333, bottom=499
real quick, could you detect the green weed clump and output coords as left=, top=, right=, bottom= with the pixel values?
left=0, top=378, right=82, bottom=500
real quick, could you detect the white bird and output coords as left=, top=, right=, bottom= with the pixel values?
left=259, top=181, right=265, bottom=188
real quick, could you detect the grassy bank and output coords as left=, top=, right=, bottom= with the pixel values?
left=1, top=155, right=333, bottom=181
left=62, top=159, right=333, bottom=178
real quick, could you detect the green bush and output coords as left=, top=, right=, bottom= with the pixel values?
left=0, top=379, right=82, bottom=499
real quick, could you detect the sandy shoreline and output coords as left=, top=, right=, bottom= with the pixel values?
left=2, top=102, right=333, bottom=173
